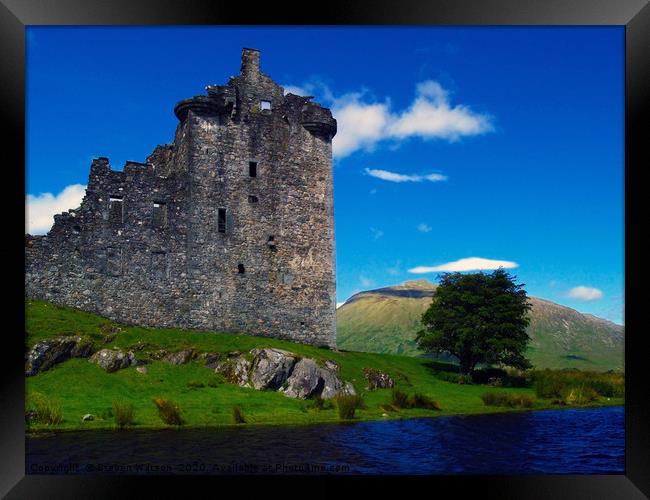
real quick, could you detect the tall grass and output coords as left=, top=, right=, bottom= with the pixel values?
left=481, top=392, right=535, bottom=408
left=153, top=398, right=185, bottom=426
left=27, top=393, right=63, bottom=425
left=232, top=405, right=246, bottom=424
left=112, top=400, right=135, bottom=429
left=335, top=395, right=365, bottom=420
left=391, top=389, right=441, bottom=410
left=531, top=369, right=623, bottom=402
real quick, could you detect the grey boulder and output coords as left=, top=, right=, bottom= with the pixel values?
left=250, top=348, right=297, bottom=390
left=164, top=349, right=195, bottom=365
left=320, top=368, right=356, bottom=399
left=214, top=352, right=251, bottom=387
left=25, top=336, right=94, bottom=376
left=363, top=368, right=395, bottom=390
left=89, top=348, right=136, bottom=373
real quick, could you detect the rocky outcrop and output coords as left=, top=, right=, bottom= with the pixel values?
left=320, top=369, right=356, bottom=400
left=281, top=358, right=356, bottom=400
left=164, top=349, right=195, bottom=365
left=324, top=359, right=340, bottom=372
left=282, top=358, right=322, bottom=399
left=89, top=348, right=136, bottom=373
left=207, top=348, right=355, bottom=400
left=213, top=352, right=252, bottom=387
left=363, top=368, right=395, bottom=390
left=250, top=348, right=297, bottom=390
left=25, top=336, right=94, bottom=376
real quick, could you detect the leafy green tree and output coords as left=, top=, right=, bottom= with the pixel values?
left=416, top=269, right=532, bottom=375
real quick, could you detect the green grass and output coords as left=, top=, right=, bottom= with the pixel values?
left=25, top=299, right=623, bottom=431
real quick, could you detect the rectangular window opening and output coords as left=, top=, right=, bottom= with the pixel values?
left=249, top=161, right=257, bottom=178
left=109, top=196, right=124, bottom=224
left=218, top=208, right=227, bottom=233
left=260, top=100, right=271, bottom=110
left=248, top=195, right=258, bottom=203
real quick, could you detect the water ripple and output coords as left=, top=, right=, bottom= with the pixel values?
left=26, top=406, right=624, bottom=475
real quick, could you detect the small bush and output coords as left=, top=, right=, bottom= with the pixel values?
left=153, top=398, right=184, bottom=426
left=411, top=393, right=441, bottom=410
left=335, top=395, right=365, bottom=420
left=112, top=400, right=135, bottom=429
left=101, top=407, right=114, bottom=420
left=481, top=391, right=535, bottom=408
left=27, top=393, right=63, bottom=425
left=380, top=404, right=399, bottom=412
left=391, top=388, right=411, bottom=409
left=564, top=385, right=600, bottom=405
left=186, top=380, right=205, bottom=389
left=232, top=405, right=246, bottom=424
left=458, top=374, right=473, bottom=385
left=533, top=371, right=567, bottom=399
left=531, top=369, right=622, bottom=402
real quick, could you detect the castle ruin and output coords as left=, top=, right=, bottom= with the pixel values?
left=25, top=48, right=338, bottom=348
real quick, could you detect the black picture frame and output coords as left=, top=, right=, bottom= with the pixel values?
left=2, top=1, right=647, bottom=497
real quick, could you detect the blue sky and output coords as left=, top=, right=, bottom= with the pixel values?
left=25, top=26, right=624, bottom=324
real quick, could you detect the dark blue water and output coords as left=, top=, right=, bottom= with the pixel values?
left=26, top=406, right=624, bottom=475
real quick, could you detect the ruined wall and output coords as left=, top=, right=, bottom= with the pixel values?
left=25, top=48, right=337, bottom=347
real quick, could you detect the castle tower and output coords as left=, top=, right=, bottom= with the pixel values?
left=25, top=48, right=338, bottom=348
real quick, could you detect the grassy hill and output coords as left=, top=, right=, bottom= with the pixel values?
left=337, top=280, right=624, bottom=370
left=25, top=299, right=620, bottom=431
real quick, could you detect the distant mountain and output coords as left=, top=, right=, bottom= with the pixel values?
left=336, top=279, right=624, bottom=370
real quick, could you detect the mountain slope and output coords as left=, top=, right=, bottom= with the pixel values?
left=336, top=280, right=624, bottom=370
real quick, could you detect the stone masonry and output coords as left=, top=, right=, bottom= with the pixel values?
left=25, top=48, right=338, bottom=347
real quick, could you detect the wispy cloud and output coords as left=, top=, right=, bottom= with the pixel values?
left=359, top=276, right=375, bottom=288
left=365, top=168, right=447, bottom=183
left=408, top=257, right=519, bottom=273
left=566, top=286, right=604, bottom=301
left=284, top=79, right=493, bottom=159
left=282, top=84, right=308, bottom=96
left=26, top=184, right=86, bottom=235
left=370, top=227, right=384, bottom=240
left=417, top=223, right=432, bottom=233
left=387, top=264, right=402, bottom=276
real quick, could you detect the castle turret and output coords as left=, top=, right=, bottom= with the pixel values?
left=240, top=48, right=261, bottom=81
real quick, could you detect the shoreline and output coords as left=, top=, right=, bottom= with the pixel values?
left=26, top=400, right=624, bottom=435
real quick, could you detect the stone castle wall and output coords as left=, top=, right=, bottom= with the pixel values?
left=25, top=48, right=338, bottom=348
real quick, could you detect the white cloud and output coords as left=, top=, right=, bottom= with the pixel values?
left=336, top=302, right=345, bottom=309
left=332, top=96, right=390, bottom=158
left=370, top=227, right=384, bottom=240
left=324, top=80, right=492, bottom=159
left=417, top=223, right=432, bottom=233
left=408, top=257, right=519, bottom=273
left=26, top=184, right=86, bottom=235
left=567, top=286, right=604, bottom=301
left=365, top=168, right=448, bottom=183
left=387, top=81, right=492, bottom=141
left=282, top=85, right=308, bottom=96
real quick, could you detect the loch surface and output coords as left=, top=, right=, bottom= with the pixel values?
left=27, top=406, right=624, bottom=475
